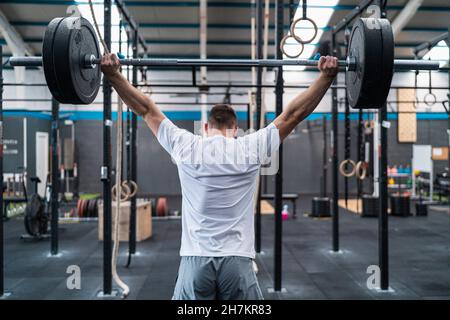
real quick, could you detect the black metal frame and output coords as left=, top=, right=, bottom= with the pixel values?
left=0, top=45, right=4, bottom=297
left=50, top=99, right=59, bottom=256
left=413, top=32, right=449, bottom=59
left=273, top=0, right=284, bottom=292
left=378, top=0, right=389, bottom=292
left=332, top=0, right=375, bottom=35
left=447, top=34, right=450, bottom=247
left=322, top=114, right=328, bottom=197
left=331, top=32, right=339, bottom=252
left=129, top=30, right=138, bottom=258
left=101, top=0, right=113, bottom=295
left=254, top=0, right=263, bottom=255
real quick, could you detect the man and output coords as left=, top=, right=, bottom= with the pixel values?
left=101, top=54, right=338, bottom=300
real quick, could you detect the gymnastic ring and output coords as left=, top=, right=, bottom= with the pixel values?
left=124, top=180, right=138, bottom=198
left=355, top=161, right=367, bottom=180
left=290, top=17, right=318, bottom=45
left=363, top=120, right=374, bottom=130
left=112, top=182, right=131, bottom=202
left=424, top=93, right=437, bottom=106
left=339, top=159, right=356, bottom=178
left=111, top=183, right=127, bottom=202
left=118, top=182, right=131, bottom=201
left=280, top=34, right=304, bottom=58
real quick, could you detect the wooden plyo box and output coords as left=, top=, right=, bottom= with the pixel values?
left=98, top=200, right=152, bottom=242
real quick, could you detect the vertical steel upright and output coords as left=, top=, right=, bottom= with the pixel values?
left=331, top=33, right=339, bottom=252
left=50, top=98, right=59, bottom=255
left=322, top=114, right=328, bottom=197
left=378, top=103, right=388, bottom=290
left=378, top=1, right=389, bottom=291
left=102, top=0, right=113, bottom=295
left=447, top=31, right=450, bottom=250
left=0, top=45, right=4, bottom=297
left=129, top=30, right=138, bottom=255
left=255, top=0, right=263, bottom=254
left=274, top=0, right=284, bottom=291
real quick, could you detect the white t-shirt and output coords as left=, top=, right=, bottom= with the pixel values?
left=157, top=118, right=280, bottom=259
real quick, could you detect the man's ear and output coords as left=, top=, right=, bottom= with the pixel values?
left=204, top=122, right=209, bottom=134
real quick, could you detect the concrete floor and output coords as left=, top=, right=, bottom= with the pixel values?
left=2, top=196, right=450, bottom=300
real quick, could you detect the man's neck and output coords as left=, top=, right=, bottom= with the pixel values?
left=207, top=128, right=234, bottom=138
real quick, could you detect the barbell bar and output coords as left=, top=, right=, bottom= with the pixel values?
left=9, top=55, right=440, bottom=71
left=3, top=16, right=444, bottom=108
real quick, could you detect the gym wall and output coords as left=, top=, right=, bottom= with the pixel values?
left=73, top=117, right=450, bottom=196
left=3, top=116, right=51, bottom=193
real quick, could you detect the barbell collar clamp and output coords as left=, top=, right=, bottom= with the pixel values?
left=346, top=56, right=357, bottom=72
left=84, top=54, right=97, bottom=69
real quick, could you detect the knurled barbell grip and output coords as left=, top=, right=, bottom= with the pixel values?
left=90, top=57, right=352, bottom=69
left=10, top=55, right=353, bottom=69
left=9, top=56, right=440, bottom=71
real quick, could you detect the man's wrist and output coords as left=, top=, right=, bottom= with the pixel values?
left=319, top=73, right=336, bottom=82
left=106, top=71, right=123, bottom=83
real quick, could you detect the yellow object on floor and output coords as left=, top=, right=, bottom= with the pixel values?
left=338, top=198, right=363, bottom=214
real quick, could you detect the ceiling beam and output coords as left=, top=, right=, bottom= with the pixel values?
left=0, top=8, right=34, bottom=56
left=414, top=32, right=449, bottom=58
left=391, top=0, right=424, bottom=37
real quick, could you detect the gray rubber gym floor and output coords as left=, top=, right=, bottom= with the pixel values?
left=3, top=196, right=450, bottom=300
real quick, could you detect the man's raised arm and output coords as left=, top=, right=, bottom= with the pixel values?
left=100, top=53, right=166, bottom=136
left=273, top=56, right=338, bottom=141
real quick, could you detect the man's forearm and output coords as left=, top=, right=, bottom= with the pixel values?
left=107, top=72, right=157, bottom=117
left=285, top=74, right=334, bottom=123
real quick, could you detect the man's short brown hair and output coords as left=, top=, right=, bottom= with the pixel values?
left=208, top=104, right=237, bottom=129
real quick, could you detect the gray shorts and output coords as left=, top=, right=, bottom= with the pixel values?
left=172, top=256, right=264, bottom=300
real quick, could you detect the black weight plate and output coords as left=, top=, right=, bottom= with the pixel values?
left=42, top=18, right=64, bottom=103
left=88, top=199, right=95, bottom=217
left=24, top=214, right=37, bottom=236
left=346, top=18, right=391, bottom=109
left=92, top=199, right=98, bottom=217
left=70, top=17, right=101, bottom=104
left=88, top=199, right=95, bottom=218
left=52, top=17, right=101, bottom=104
left=84, top=199, right=89, bottom=217
left=24, top=194, right=44, bottom=236
left=345, top=19, right=365, bottom=108
left=84, top=199, right=90, bottom=217
left=81, top=199, right=87, bottom=218
left=53, top=17, right=79, bottom=103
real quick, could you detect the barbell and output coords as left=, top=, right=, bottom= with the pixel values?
left=10, top=55, right=437, bottom=70
left=8, top=16, right=441, bottom=108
